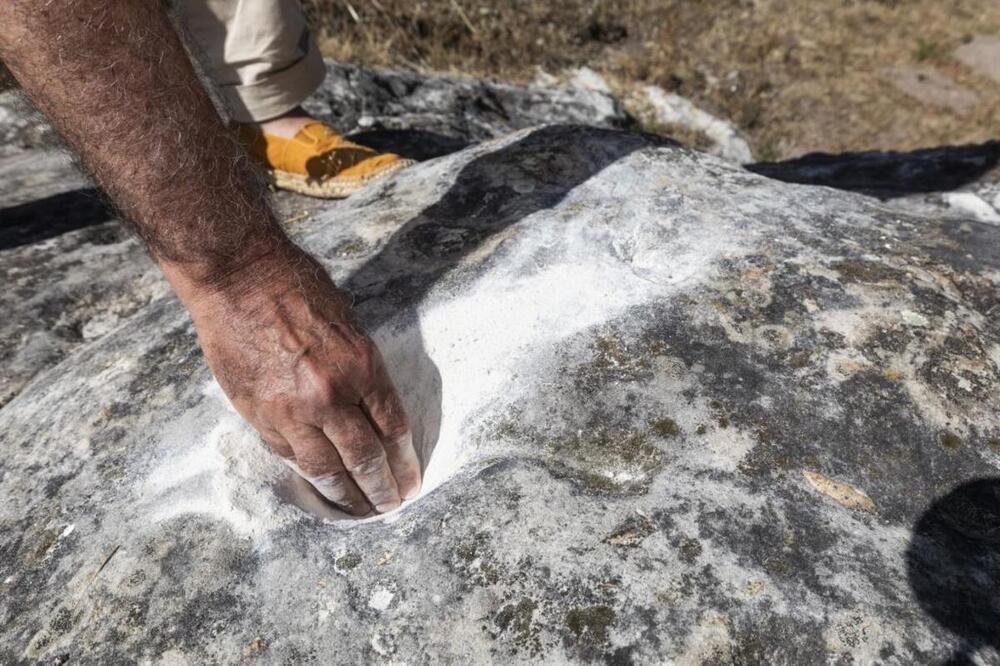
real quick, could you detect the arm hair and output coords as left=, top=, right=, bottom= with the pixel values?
left=0, top=0, right=291, bottom=284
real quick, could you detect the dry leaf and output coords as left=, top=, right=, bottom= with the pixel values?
left=802, top=470, right=876, bottom=513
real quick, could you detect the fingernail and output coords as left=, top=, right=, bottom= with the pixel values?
left=376, top=500, right=401, bottom=513
left=345, top=503, right=372, bottom=517
left=403, top=484, right=422, bottom=500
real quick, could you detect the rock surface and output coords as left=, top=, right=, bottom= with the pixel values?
left=0, top=61, right=632, bottom=160
left=0, top=59, right=631, bottom=408
left=955, top=35, right=1000, bottom=85
left=302, top=61, right=633, bottom=161
left=638, top=85, right=754, bottom=163
left=2, top=65, right=1000, bottom=664
left=881, top=66, right=981, bottom=116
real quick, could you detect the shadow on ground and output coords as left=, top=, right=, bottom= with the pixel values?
left=747, top=141, right=1000, bottom=199
left=907, top=477, right=1000, bottom=664
left=348, top=129, right=471, bottom=161
left=0, top=187, right=112, bottom=250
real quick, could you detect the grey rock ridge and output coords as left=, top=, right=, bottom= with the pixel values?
left=0, top=60, right=632, bottom=159
left=3, top=122, right=1000, bottom=664
left=0, top=59, right=631, bottom=409
left=302, top=61, right=633, bottom=160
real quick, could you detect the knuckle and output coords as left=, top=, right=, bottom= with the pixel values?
left=294, top=450, right=340, bottom=478
left=382, top=429, right=413, bottom=451
left=354, top=337, right=381, bottom=372
left=308, top=470, right=353, bottom=496
left=346, top=452, right=388, bottom=477
left=303, top=380, right=337, bottom=407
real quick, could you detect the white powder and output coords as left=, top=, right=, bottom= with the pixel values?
left=367, top=588, right=394, bottom=611
left=136, top=146, right=750, bottom=530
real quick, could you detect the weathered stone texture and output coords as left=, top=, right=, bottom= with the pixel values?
left=1, top=65, right=999, bottom=665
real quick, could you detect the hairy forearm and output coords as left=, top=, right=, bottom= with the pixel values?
left=0, top=0, right=293, bottom=292
left=1, top=2, right=423, bottom=512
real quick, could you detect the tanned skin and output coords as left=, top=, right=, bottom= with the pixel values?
left=0, top=0, right=421, bottom=514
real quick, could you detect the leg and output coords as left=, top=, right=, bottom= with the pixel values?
left=175, top=0, right=326, bottom=125
left=0, top=0, right=421, bottom=513
left=176, top=0, right=412, bottom=198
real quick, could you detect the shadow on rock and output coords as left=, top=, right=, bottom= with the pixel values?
left=336, top=125, right=656, bottom=510
left=348, top=129, right=471, bottom=161
left=747, top=141, right=1000, bottom=199
left=0, top=187, right=113, bottom=250
left=906, top=477, right=1000, bottom=664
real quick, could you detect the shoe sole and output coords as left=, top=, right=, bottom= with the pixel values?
left=268, top=158, right=415, bottom=199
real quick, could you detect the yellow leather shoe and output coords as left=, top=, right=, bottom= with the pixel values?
left=236, top=121, right=414, bottom=199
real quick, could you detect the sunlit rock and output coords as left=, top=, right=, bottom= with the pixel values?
left=1, top=91, right=999, bottom=663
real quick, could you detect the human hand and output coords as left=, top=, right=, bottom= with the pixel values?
left=180, top=246, right=421, bottom=515
left=0, top=0, right=420, bottom=516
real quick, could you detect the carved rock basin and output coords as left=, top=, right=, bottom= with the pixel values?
left=2, top=125, right=999, bottom=664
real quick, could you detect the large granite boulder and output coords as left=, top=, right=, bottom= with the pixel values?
left=0, top=60, right=633, bottom=160
left=2, top=121, right=999, bottom=664
left=302, top=61, right=633, bottom=160
left=0, top=58, right=631, bottom=409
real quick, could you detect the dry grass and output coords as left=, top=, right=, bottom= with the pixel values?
left=305, top=0, right=1000, bottom=159
left=1, top=2, right=996, bottom=160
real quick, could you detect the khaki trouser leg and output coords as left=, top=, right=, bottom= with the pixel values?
left=176, top=0, right=326, bottom=123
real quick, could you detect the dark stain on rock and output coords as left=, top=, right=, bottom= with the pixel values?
left=329, top=237, right=370, bottom=258
left=697, top=501, right=844, bottom=601
left=678, top=538, right=703, bottom=565
left=124, top=323, right=205, bottom=400
left=42, top=473, right=75, bottom=500
left=785, top=349, right=811, bottom=369
left=565, top=605, right=616, bottom=646
left=335, top=553, right=362, bottom=571
left=549, top=428, right=663, bottom=495
left=939, top=431, right=962, bottom=450
left=605, top=645, right=637, bottom=665
left=172, top=588, right=247, bottom=648
left=649, top=417, right=680, bottom=439
left=604, top=515, right=655, bottom=548
left=491, top=416, right=664, bottom=496
left=25, top=526, right=62, bottom=566
left=48, top=606, right=77, bottom=634
left=832, top=259, right=904, bottom=284
left=918, top=328, right=998, bottom=405
left=585, top=334, right=653, bottom=383
left=707, top=614, right=829, bottom=664
left=492, top=597, right=540, bottom=654
left=451, top=532, right=500, bottom=587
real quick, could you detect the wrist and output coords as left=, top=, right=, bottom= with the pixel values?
left=162, top=234, right=316, bottom=308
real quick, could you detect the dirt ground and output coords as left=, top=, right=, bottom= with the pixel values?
left=305, top=0, right=1000, bottom=160
left=1, top=2, right=997, bottom=160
